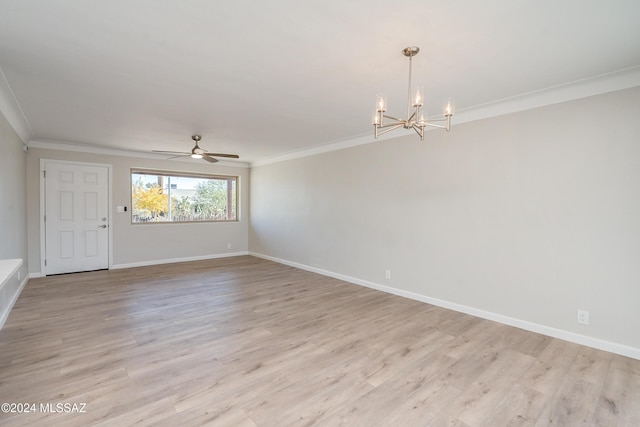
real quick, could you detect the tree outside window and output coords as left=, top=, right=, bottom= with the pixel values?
left=131, top=170, right=237, bottom=223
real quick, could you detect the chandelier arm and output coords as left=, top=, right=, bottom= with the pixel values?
left=375, top=124, right=405, bottom=137
left=383, top=114, right=404, bottom=122
left=423, top=122, right=447, bottom=129
left=378, top=122, right=406, bottom=129
left=411, top=124, right=425, bottom=140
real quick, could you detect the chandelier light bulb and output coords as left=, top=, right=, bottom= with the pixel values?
left=376, top=94, right=386, bottom=112
left=418, top=110, right=426, bottom=125
left=414, top=87, right=424, bottom=107
left=444, top=99, right=455, bottom=117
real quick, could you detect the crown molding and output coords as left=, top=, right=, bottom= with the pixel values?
left=452, top=65, right=640, bottom=125
left=251, top=66, right=640, bottom=167
left=27, top=139, right=250, bottom=168
left=0, top=66, right=34, bottom=143
left=250, top=132, right=378, bottom=167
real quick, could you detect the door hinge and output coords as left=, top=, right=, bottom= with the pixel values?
left=44, top=215, right=46, bottom=223
left=44, top=259, right=47, bottom=266
left=43, top=170, right=46, bottom=178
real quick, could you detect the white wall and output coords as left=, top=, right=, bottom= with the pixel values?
left=26, top=148, right=250, bottom=273
left=0, top=110, right=29, bottom=325
left=250, top=87, right=640, bottom=357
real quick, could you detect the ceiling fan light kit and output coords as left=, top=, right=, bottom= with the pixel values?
left=372, top=46, right=454, bottom=140
left=153, top=135, right=239, bottom=164
left=190, top=135, right=204, bottom=159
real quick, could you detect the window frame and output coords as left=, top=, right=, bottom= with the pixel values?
left=130, top=168, right=239, bottom=225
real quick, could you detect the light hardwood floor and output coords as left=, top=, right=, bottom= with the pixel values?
left=1, top=256, right=639, bottom=426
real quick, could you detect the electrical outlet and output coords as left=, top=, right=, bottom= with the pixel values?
left=227, top=243, right=232, bottom=250
left=385, top=270, right=391, bottom=280
left=17, top=271, right=20, bottom=281
left=577, top=310, right=590, bottom=325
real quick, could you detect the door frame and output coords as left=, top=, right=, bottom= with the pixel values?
left=40, top=159, right=113, bottom=275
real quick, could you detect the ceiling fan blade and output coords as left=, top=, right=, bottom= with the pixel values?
left=152, top=137, right=238, bottom=162
left=201, top=154, right=219, bottom=163
left=152, top=150, right=191, bottom=155
left=204, top=152, right=240, bottom=159
left=166, top=154, right=191, bottom=160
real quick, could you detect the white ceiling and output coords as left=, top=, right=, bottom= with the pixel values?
left=1, top=1, right=639, bottom=164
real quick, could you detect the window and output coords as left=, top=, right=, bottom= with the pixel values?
left=131, top=169, right=237, bottom=223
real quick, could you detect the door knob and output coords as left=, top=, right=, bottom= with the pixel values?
left=98, top=224, right=107, bottom=229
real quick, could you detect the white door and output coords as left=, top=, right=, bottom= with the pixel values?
left=44, top=161, right=110, bottom=275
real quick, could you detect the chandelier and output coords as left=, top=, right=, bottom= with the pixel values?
left=372, top=46, right=454, bottom=140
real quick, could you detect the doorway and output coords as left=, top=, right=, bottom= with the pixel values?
left=42, top=160, right=111, bottom=275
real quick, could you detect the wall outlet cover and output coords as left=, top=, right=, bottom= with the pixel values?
left=577, top=310, right=590, bottom=325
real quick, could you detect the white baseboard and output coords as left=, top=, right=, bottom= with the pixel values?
left=0, top=275, right=29, bottom=329
left=27, top=252, right=250, bottom=276
left=111, top=251, right=249, bottom=270
left=249, top=251, right=640, bottom=361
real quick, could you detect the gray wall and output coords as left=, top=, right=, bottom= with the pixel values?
left=0, top=110, right=28, bottom=321
left=26, top=148, right=250, bottom=274
left=0, top=111, right=28, bottom=266
left=250, top=87, right=640, bottom=353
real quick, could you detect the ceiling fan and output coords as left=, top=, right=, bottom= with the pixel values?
left=153, top=135, right=239, bottom=163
